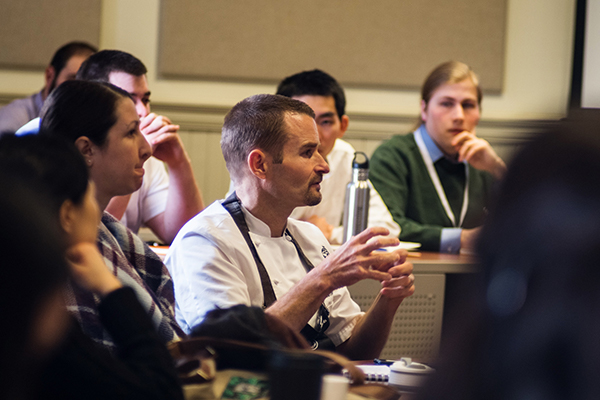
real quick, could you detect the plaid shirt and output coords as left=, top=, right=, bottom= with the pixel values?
left=64, top=212, right=184, bottom=350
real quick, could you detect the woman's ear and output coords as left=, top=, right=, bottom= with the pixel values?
left=74, top=136, right=95, bottom=166
left=59, top=199, right=75, bottom=235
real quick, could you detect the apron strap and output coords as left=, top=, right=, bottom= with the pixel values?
left=222, top=192, right=333, bottom=350
left=222, top=192, right=277, bottom=308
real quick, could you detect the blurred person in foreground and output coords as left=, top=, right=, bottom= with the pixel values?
left=418, top=113, right=600, bottom=400
left=0, top=134, right=182, bottom=400
left=0, top=170, right=69, bottom=400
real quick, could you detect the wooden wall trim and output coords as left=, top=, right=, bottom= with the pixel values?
left=150, top=102, right=555, bottom=142
left=0, top=94, right=555, bottom=140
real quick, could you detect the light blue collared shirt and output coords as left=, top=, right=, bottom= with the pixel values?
left=416, top=125, right=462, bottom=254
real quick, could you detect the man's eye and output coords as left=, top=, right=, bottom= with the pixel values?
left=441, top=101, right=453, bottom=107
left=463, top=102, right=476, bottom=109
left=142, top=98, right=151, bottom=105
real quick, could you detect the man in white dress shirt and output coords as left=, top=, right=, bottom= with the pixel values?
left=276, top=69, right=400, bottom=244
left=166, top=94, right=414, bottom=359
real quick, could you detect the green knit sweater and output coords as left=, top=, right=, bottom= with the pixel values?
left=370, top=133, right=494, bottom=251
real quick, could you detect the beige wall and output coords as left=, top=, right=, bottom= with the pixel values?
left=0, top=0, right=576, bottom=204
left=157, top=0, right=507, bottom=92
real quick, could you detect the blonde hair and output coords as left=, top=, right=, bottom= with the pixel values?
left=422, top=61, right=481, bottom=105
left=417, top=61, right=482, bottom=128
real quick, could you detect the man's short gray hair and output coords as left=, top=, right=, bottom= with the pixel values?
left=221, top=94, right=315, bottom=182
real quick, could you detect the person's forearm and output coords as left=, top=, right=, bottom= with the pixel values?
left=337, top=293, right=403, bottom=360
left=98, top=287, right=184, bottom=400
left=367, top=186, right=401, bottom=238
left=163, top=154, right=204, bottom=242
left=265, top=268, right=333, bottom=331
left=489, top=157, right=507, bottom=180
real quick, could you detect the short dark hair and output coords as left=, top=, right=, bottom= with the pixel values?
left=276, top=69, right=346, bottom=119
left=40, top=80, right=132, bottom=147
left=76, top=49, right=147, bottom=82
left=221, top=94, right=315, bottom=182
left=0, top=134, right=89, bottom=215
left=49, top=41, right=97, bottom=76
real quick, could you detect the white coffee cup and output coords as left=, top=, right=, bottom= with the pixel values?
left=389, top=357, right=435, bottom=390
left=320, top=374, right=349, bottom=400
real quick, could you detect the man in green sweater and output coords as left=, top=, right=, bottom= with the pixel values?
left=370, top=61, right=506, bottom=253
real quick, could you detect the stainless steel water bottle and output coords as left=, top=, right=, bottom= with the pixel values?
left=342, top=152, right=370, bottom=242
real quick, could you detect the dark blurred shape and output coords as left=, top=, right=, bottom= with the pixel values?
left=0, top=170, right=68, bottom=400
left=419, top=110, right=600, bottom=400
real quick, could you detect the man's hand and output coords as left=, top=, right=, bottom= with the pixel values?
left=140, top=113, right=185, bottom=166
left=460, top=226, right=482, bottom=252
left=304, top=215, right=333, bottom=240
left=66, top=242, right=122, bottom=297
left=452, top=131, right=507, bottom=179
left=335, top=236, right=414, bottom=359
left=316, top=227, right=408, bottom=291
left=380, top=261, right=414, bottom=300
left=266, top=226, right=409, bottom=332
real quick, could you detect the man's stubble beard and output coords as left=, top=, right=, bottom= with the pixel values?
left=304, top=186, right=322, bottom=207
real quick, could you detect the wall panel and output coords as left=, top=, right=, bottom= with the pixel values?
left=158, top=0, right=507, bottom=92
left=0, top=0, right=101, bottom=70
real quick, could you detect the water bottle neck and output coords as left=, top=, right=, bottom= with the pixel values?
left=353, top=168, right=369, bottom=182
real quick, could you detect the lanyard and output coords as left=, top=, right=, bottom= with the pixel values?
left=414, top=128, right=469, bottom=228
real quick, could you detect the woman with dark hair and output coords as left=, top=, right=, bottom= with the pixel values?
left=0, top=134, right=183, bottom=400
left=418, top=114, right=600, bottom=400
left=39, top=80, right=184, bottom=350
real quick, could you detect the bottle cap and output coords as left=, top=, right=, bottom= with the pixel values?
left=352, top=152, right=369, bottom=169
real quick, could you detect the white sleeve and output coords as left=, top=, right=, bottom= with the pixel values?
left=329, top=226, right=344, bottom=245
left=140, top=157, right=170, bottom=224
left=165, top=227, right=257, bottom=334
left=328, top=181, right=401, bottom=244
left=367, top=180, right=401, bottom=237
left=322, top=287, right=363, bottom=346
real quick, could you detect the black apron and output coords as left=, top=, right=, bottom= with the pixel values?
left=222, top=192, right=335, bottom=351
